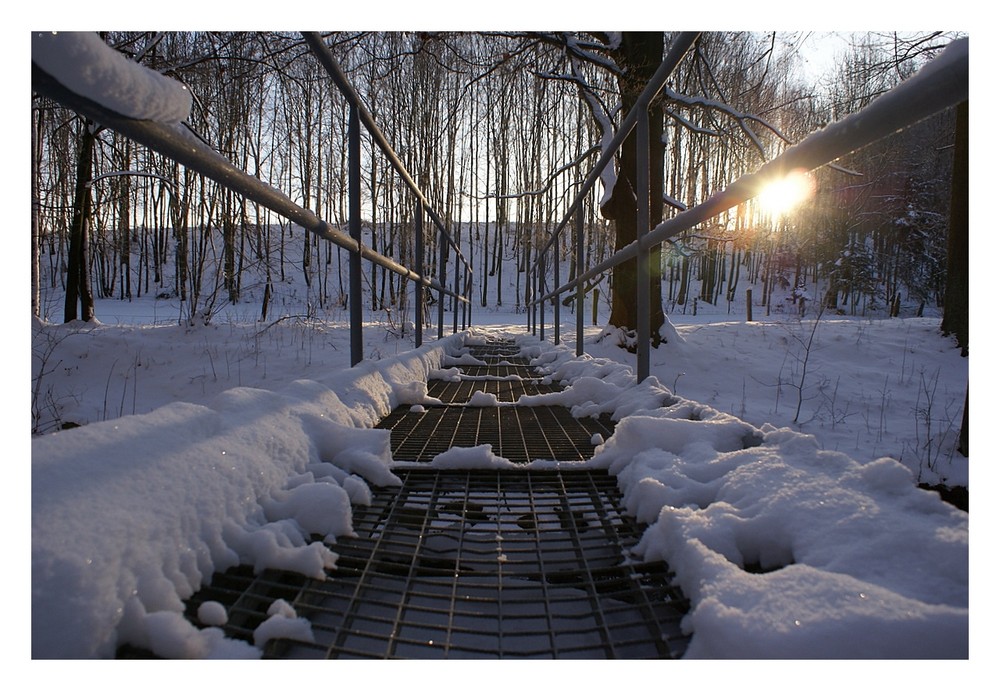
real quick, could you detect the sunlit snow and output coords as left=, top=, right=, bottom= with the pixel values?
left=31, top=300, right=969, bottom=660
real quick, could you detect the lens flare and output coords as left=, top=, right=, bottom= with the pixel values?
left=757, top=170, right=815, bottom=217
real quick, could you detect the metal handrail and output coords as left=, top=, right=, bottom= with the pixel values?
left=529, top=32, right=701, bottom=272
left=302, top=32, right=473, bottom=352
left=530, top=36, right=969, bottom=383
left=302, top=32, right=471, bottom=266
left=32, top=33, right=471, bottom=368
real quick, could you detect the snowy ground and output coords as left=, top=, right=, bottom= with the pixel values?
left=25, top=284, right=976, bottom=675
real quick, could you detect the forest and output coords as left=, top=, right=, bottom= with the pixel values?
left=31, top=31, right=966, bottom=345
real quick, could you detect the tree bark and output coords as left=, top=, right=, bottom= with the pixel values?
left=941, top=101, right=968, bottom=356
left=603, top=32, right=666, bottom=344
left=64, top=121, right=97, bottom=323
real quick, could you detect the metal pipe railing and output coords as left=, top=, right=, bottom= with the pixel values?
left=303, top=31, right=473, bottom=361
left=31, top=63, right=463, bottom=301
left=33, top=35, right=471, bottom=371
left=529, top=32, right=701, bottom=274
left=533, top=36, right=968, bottom=384
left=302, top=32, right=470, bottom=265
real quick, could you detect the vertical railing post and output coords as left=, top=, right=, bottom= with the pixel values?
left=437, top=230, right=446, bottom=339
left=526, top=241, right=533, bottom=333
left=453, top=242, right=460, bottom=334
left=348, top=103, right=363, bottom=367
left=553, top=236, right=561, bottom=345
left=575, top=204, right=585, bottom=357
left=539, top=246, right=546, bottom=342
left=414, top=198, right=424, bottom=348
left=465, top=265, right=472, bottom=330
left=635, top=107, right=651, bottom=384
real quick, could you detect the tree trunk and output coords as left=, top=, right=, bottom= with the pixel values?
left=603, top=32, right=666, bottom=344
left=64, top=122, right=97, bottom=323
left=32, top=106, right=43, bottom=319
left=941, top=101, right=968, bottom=356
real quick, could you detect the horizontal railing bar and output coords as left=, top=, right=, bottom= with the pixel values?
left=302, top=32, right=470, bottom=270
left=31, top=62, right=468, bottom=305
left=535, top=37, right=969, bottom=305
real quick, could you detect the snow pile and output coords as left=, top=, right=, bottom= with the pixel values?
left=252, top=599, right=315, bottom=649
left=31, top=32, right=192, bottom=122
left=518, top=344, right=675, bottom=419
left=515, top=334, right=967, bottom=658
left=441, top=351, right=488, bottom=367
left=424, top=444, right=518, bottom=470
left=591, top=415, right=968, bottom=658
left=429, top=366, right=463, bottom=382
left=31, top=333, right=465, bottom=658
left=392, top=379, right=443, bottom=407
left=513, top=335, right=970, bottom=659
left=467, top=390, right=508, bottom=407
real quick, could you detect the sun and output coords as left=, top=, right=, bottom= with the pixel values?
left=757, top=169, right=815, bottom=218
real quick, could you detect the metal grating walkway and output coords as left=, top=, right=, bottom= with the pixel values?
left=133, top=338, right=691, bottom=659
left=426, top=377, right=562, bottom=403
left=186, top=469, right=690, bottom=659
left=378, top=405, right=614, bottom=463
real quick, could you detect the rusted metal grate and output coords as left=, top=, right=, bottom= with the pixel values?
left=258, top=468, right=690, bottom=659
left=376, top=405, right=614, bottom=463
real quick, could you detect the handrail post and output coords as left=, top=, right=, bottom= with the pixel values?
left=437, top=230, right=446, bottom=339
left=414, top=198, right=424, bottom=348
left=465, top=265, right=472, bottom=330
left=636, top=107, right=651, bottom=384
left=539, top=246, right=546, bottom=342
left=553, top=236, right=561, bottom=345
left=526, top=241, right=533, bottom=334
left=453, top=239, right=460, bottom=334
left=575, top=204, right=585, bottom=357
left=348, top=103, right=363, bottom=367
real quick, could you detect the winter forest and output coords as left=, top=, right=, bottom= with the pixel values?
left=32, top=31, right=965, bottom=331
left=25, top=17, right=979, bottom=670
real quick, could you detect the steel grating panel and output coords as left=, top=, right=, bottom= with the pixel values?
left=426, top=378, right=563, bottom=403
left=259, top=468, right=690, bottom=659
left=124, top=339, right=686, bottom=659
left=376, top=405, right=615, bottom=463
left=456, top=364, right=539, bottom=378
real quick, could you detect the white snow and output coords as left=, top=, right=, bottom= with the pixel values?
left=31, top=329, right=464, bottom=658
left=31, top=32, right=192, bottom=123
left=22, top=156, right=977, bottom=666
left=423, top=443, right=519, bottom=469
left=467, top=390, right=507, bottom=407
left=252, top=600, right=315, bottom=649
left=30, top=307, right=971, bottom=661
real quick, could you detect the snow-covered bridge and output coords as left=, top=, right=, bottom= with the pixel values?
left=30, top=32, right=970, bottom=662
